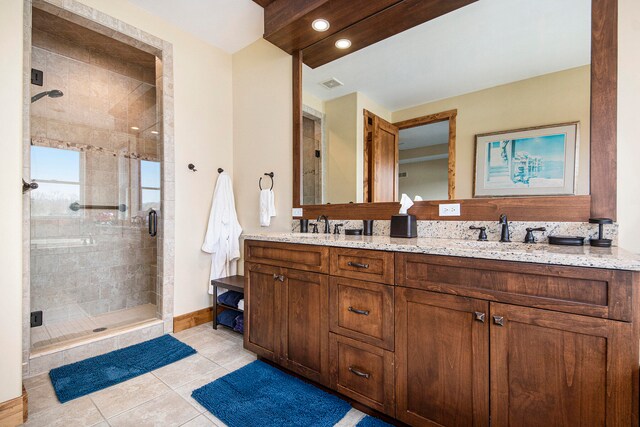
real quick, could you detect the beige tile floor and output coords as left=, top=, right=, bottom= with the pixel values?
left=31, top=304, right=158, bottom=351
left=21, top=322, right=368, bottom=427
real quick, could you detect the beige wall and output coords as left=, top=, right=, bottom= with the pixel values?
left=400, top=143, right=449, bottom=160
left=399, top=158, right=449, bottom=200
left=0, top=0, right=25, bottom=404
left=392, top=66, right=591, bottom=199
left=302, top=91, right=324, bottom=114
left=233, top=39, right=292, bottom=235
left=73, top=0, right=234, bottom=317
left=324, top=93, right=358, bottom=203
left=617, top=0, right=640, bottom=253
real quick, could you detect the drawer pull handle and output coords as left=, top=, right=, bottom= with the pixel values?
left=347, top=261, right=369, bottom=269
left=348, top=367, right=370, bottom=379
left=348, top=306, right=370, bottom=316
left=474, top=312, right=486, bottom=323
left=493, top=315, right=504, bottom=326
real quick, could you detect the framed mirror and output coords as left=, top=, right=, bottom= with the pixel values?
left=293, top=0, right=617, bottom=221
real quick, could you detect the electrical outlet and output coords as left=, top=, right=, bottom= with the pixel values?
left=292, top=208, right=303, bottom=217
left=439, top=203, right=461, bottom=216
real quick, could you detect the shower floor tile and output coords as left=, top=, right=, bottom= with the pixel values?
left=31, top=304, right=157, bottom=350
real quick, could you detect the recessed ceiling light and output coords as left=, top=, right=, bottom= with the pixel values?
left=130, top=126, right=139, bottom=131
left=335, top=39, right=351, bottom=49
left=151, top=130, right=159, bottom=135
left=312, top=19, right=330, bottom=32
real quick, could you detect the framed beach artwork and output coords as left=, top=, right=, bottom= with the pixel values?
left=474, top=122, right=579, bottom=197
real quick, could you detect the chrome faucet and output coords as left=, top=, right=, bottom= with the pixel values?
left=499, top=214, right=511, bottom=242
left=317, top=215, right=330, bottom=234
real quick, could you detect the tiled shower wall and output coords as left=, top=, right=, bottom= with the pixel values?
left=29, top=24, right=160, bottom=324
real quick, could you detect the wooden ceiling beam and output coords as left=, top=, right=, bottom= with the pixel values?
left=302, top=0, right=478, bottom=68
left=252, top=0, right=275, bottom=8
left=263, top=0, right=402, bottom=54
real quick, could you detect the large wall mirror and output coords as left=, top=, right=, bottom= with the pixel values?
left=293, top=0, right=617, bottom=221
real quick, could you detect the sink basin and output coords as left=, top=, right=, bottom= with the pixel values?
left=426, top=239, right=542, bottom=251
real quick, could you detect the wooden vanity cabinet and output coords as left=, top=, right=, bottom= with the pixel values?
left=395, top=253, right=639, bottom=427
left=244, top=260, right=330, bottom=386
left=395, top=287, right=490, bottom=427
left=245, top=240, right=639, bottom=426
left=489, top=302, right=634, bottom=427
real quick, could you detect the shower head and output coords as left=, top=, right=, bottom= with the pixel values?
left=31, top=89, right=64, bottom=103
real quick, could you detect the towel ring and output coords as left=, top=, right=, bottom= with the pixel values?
left=259, top=172, right=274, bottom=190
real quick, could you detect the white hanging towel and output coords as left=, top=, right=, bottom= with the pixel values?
left=259, top=189, right=276, bottom=227
left=202, top=172, right=242, bottom=294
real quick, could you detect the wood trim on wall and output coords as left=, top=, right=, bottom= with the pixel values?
left=293, top=50, right=303, bottom=209
left=292, top=0, right=617, bottom=222
left=296, top=195, right=591, bottom=222
left=590, top=0, right=617, bottom=220
left=173, top=307, right=213, bottom=333
left=0, top=386, right=27, bottom=426
left=394, top=109, right=457, bottom=200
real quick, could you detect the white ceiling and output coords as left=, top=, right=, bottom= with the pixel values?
left=127, top=0, right=264, bottom=54
left=303, top=0, right=591, bottom=112
left=399, top=121, right=449, bottom=150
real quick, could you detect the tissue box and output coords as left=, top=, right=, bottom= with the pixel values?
left=390, top=214, right=417, bottom=238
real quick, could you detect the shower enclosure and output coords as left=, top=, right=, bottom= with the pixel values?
left=27, top=7, right=162, bottom=352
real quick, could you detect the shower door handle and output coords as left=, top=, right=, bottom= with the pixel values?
left=148, top=209, right=157, bottom=237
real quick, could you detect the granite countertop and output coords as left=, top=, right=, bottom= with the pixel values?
left=241, top=232, right=640, bottom=271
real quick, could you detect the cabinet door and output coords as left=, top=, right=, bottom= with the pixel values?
left=490, top=303, right=635, bottom=427
left=395, top=287, right=489, bottom=427
left=244, top=262, right=282, bottom=361
left=281, top=268, right=330, bottom=386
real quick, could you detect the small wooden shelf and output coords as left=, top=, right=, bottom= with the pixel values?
left=212, top=275, right=244, bottom=333
left=212, top=275, right=244, bottom=293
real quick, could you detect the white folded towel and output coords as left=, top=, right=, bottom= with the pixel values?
left=238, top=299, right=244, bottom=311
left=260, top=189, right=276, bottom=226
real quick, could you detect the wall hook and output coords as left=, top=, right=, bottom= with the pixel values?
left=188, top=163, right=197, bottom=172
left=218, top=168, right=224, bottom=173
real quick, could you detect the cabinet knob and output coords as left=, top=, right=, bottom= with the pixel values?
left=348, top=306, right=370, bottom=316
left=474, top=312, right=486, bottom=323
left=493, top=315, right=505, bottom=326
left=348, top=367, right=370, bottom=379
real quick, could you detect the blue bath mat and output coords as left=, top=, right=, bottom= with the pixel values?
left=357, top=415, right=394, bottom=427
left=50, top=334, right=196, bottom=403
left=192, top=360, right=351, bottom=427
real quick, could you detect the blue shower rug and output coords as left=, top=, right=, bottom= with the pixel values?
left=192, top=360, right=351, bottom=427
left=50, top=334, right=196, bottom=403
left=356, top=415, right=394, bottom=427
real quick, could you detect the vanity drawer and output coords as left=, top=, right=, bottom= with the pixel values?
left=396, top=253, right=634, bottom=321
left=329, top=277, right=394, bottom=350
left=329, top=333, right=395, bottom=417
left=245, top=240, right=329, bottom=273
left=330, top=248, right=394, bottom=284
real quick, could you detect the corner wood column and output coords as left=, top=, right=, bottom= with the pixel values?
left=590, top=0, right=617, bottom=219
left=293, top=50, right=303, bottom=210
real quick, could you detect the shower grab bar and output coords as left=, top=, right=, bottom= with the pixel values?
left=69, top=202, right=127, bottom=212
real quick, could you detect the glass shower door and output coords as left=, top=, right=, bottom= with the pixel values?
left=29, top=142, right=159, bottom=351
